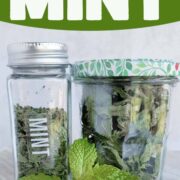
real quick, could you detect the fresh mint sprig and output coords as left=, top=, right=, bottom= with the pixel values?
left=69, top=139, right=139, bottom=180
left=19, top=173, right=60, bottom=180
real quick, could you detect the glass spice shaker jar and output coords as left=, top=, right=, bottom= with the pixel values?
left=7, top=42, right=70, bottom=180
left=72, top=59, right=180, bottom=180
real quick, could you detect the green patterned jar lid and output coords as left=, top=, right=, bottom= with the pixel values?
left=73, top=59, right=180, bottom=78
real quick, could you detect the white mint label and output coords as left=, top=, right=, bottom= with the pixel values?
left=10, top=0, right=159, bottom=21
left=29, top=118, right=50, bottom=157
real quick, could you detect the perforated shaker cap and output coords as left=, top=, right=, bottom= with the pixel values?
left=7, top=42, right=69, bottom=67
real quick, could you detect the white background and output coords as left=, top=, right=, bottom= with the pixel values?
left=0, top=21, right=180, bottom=152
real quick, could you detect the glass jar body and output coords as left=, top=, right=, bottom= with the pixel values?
left=72, top=77, right=176, bottom=180
left=8, top=71, right=70, bottom=180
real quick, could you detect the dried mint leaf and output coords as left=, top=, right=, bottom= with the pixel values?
left=81, top=83, right=169, bottom=180
left=15, top=105, right=68, bottom=179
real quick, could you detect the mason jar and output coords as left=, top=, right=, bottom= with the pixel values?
left=72, top=59, right=180, bottom=180
left=7, top=42, right=70, bottom=180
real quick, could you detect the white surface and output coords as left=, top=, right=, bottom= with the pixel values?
left=1, top=22, right=180, bottom=152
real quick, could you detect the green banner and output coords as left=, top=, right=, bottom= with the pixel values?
left=0, top=0, right=180, bottom=30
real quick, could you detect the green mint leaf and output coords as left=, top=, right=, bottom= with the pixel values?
left=69, top=139, right=139, bottom=180
left=69, top=138, right=97, bottom=180
left=92, top=165, right=139, bottom=180
left=19, top=173, right=60, bottom=180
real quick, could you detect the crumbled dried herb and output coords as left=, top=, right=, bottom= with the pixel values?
left=15, top=105, right=68, bottom=180
left=81, top=84, right=169, bottom=180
